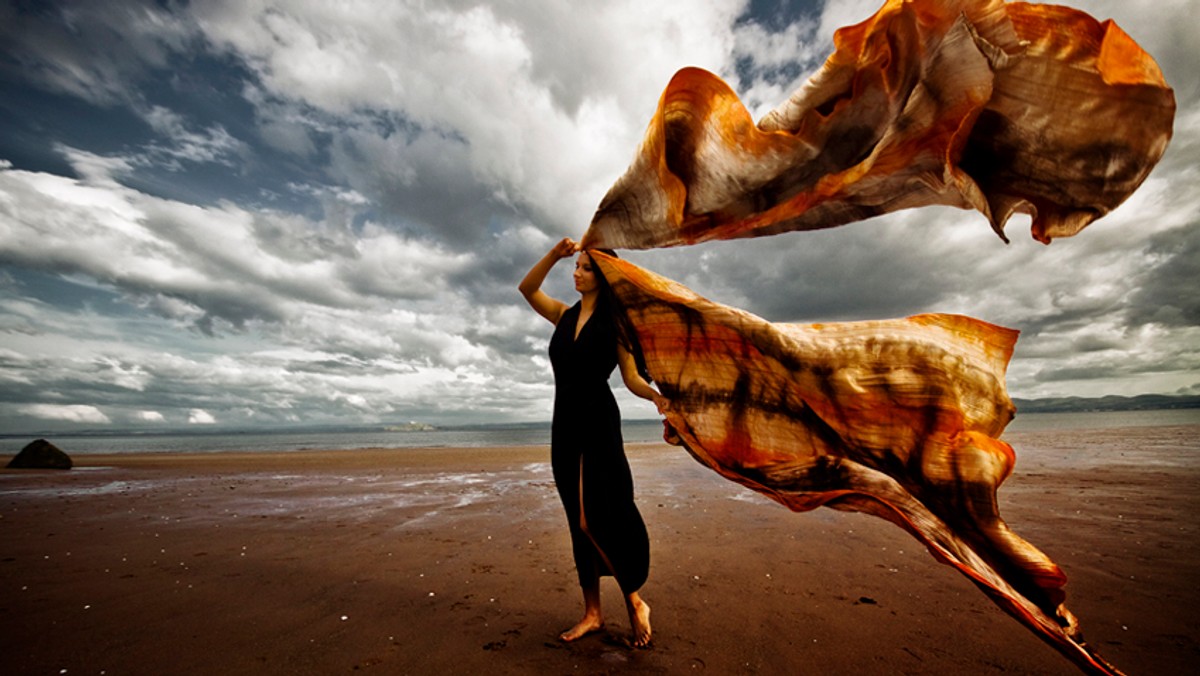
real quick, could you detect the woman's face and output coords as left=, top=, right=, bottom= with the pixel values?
left=573, top=252, right=598, bottom=294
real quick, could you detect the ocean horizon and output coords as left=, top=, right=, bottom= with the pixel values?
left=2, top=408, right=1198, bottom=456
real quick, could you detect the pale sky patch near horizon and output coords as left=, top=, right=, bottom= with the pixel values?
left=1, top=0, right=1197, bottom=433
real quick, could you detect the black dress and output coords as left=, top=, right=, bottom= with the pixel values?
left=549, top=300, right=650, bottom=593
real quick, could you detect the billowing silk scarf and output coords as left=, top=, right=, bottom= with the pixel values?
left=577, top=1, right=1174, bottom=675
left=581, top=0, right=1174, bottom=251
left=594, top=251, right=1116, bottom=673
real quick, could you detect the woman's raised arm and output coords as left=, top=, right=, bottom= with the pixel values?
left=519, top=237, right=577, bottom=324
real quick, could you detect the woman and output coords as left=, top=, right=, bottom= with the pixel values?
left=519, top=237, right=667, bottom=647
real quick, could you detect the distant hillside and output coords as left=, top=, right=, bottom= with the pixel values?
left=1012, top=394, right=1200, bottom=413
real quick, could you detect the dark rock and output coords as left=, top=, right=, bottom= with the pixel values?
left=6, top=439, right=73, bottom=470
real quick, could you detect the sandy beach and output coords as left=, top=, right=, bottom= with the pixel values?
left=2, top=423, right=1198, bottom=675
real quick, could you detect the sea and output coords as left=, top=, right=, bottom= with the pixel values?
left=2, top=409, right=1197, bottom=456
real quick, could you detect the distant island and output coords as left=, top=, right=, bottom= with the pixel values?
left=383, top=422, right=438, bottom=432
left=1012, top=393, right=1200, bottom=413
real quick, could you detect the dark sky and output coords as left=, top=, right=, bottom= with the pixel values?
left=1, top=0, right=1197, bottom=433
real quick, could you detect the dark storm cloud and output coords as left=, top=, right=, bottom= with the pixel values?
left=638, top=208, right=1004, bottom=324
left=1126, top=222, right=1200, bottom=327
left=0, top=0, right=194, bottom=105
left=328, top=126, right=518, bottom=248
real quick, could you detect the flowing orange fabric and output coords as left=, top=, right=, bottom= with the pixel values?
left=581, top=0, right=1175, bottom=250
left=592, top=251, right=1121, bottom=674
left=571, top=1, right=1175, bottom=672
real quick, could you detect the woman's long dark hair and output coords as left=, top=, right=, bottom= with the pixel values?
left=589, top=248, right=654, bottom=384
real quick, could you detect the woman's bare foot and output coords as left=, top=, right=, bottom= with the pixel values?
left=626, top=595, right=652, bottom=648
left=559, top=614, right=604, bottom=642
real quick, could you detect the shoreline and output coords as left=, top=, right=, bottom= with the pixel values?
left=2, top=428, right=1197, bottom=674
left=3, top=408, right=1197, bottom=458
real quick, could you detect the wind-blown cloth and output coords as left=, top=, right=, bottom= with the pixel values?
left=591, top=250, right=1122, bottom=675
left=581, top=0, right=1175, bottom=251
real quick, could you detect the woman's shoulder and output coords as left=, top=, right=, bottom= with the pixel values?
left=551, top=301, right=581, bottom=334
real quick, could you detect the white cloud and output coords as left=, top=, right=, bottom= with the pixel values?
left=342, top=224, right=472, bottom=299
left=188, top=409, right=217, bottom=424
left=137, top=411, right=166, bottom=422
left=815, top=0, right=880, bottom=44
left=0, top=150, right=478, bottom=332
left=19, top=404, right=112, bottom=424
left=732, top=16, right=824, bottom=118
left=139, top=105, right=245, bottom=168
left=187, top=0, right=746, bottom=237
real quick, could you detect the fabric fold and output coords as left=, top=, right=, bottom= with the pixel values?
left=592, top=250, right=1123, bottom=675
left=582, top=0, right=1174, bottom=251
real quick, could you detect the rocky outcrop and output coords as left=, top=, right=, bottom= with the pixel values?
left=6, top=439, right=73, bottom=470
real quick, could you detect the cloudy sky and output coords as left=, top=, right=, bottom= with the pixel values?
left=1, top=0, right=1197, bottom=433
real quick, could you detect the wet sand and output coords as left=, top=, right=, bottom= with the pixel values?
left=1, top=424, right=1197, bottom=675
